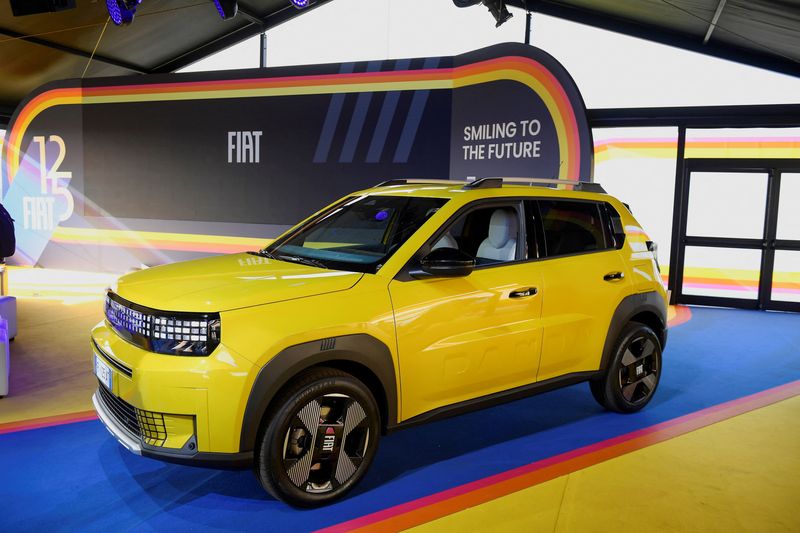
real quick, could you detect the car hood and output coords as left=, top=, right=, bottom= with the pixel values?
left=115, top=253, right=363, bottom=312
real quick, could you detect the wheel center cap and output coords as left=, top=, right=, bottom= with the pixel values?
left=635, top=364, right=644, bottom=376
left=316, top=424, right=343, bottom=455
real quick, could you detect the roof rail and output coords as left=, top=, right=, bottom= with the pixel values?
left=462, top=178, right=503, bottom=189
left=374, top=178, right=466, bottom=187
left=463, top=177, right=606, bottom=193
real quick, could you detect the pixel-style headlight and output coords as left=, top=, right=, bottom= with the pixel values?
left=151, top=316, right=221, bottom=356
left=105, top=293, right=221, bottom=356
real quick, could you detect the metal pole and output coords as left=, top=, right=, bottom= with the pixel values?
left=525, top=11, right=532, bottom=45
left=259, top=32, right=267, bottom=68
left=667, top=126, right=686, bottom=305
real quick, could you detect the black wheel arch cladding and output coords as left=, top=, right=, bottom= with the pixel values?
left=600, top=291, right=667, bottom=372
left=239, top=334, right=397, bottom=453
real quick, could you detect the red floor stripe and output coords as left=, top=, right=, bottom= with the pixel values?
left=0, top=410, right=97, bottom=435
left=668, top=305, right=692, bottom=328
left=318, top=380, right=800, bottom=533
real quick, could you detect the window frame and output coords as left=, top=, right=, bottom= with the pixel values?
left=396, top=198, right=528, bottom=279
left=601, top=202, right=627, bottom=250
left=395, top=196, right=624, bottom=281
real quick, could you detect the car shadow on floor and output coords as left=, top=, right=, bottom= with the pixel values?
left=113, top=378, right=690, bottom=515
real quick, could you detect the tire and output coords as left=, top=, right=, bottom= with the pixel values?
left=590, top=321, right=662, bottom=413
left=254, top=367, right=381, bottom=507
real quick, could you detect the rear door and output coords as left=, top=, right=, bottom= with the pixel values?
left=529, top=199, right=632, bottom=381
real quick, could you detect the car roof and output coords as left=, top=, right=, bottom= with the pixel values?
left=351, top=181, right=614, bottom=203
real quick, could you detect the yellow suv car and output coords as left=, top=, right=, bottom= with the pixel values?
left=91, top=178, right=667, bottom=506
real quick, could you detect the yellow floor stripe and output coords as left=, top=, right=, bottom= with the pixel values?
left=411, top=395, right=800, bottom=532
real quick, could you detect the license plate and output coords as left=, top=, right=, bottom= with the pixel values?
left=94, top=354, right=113, bottom=390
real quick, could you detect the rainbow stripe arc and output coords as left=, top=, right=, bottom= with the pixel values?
left=5, top=56, right=583, bottom=183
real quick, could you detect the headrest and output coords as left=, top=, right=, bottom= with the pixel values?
left=487, top=208, right=518, bottom=248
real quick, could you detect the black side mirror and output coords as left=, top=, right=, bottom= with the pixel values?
left=411, top=247, right=476, bottom=279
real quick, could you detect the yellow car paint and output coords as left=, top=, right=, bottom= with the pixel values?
left=91, top=182, right=666, bottom=459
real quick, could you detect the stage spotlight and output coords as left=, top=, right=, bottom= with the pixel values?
left=106, top=0, right=141, bottom=26
left=483, top=0, right=513, bottom=27
left=212, top=0, right=237, bottom=19
left=290, top=0, right=314, bottom=9
left=452, top=0, right=513, bottom=28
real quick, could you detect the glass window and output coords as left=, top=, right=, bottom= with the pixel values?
left=772, top=250, right=800, bottom=303
left=267, top=195, right=447, bottom=273
left=593, top=126, right=677, bottom=268
left=430, top=204, right=521, bottom=266
left=686, top=171, right=767, bottom=239
left=681, top=246, right=761, bottom=300
left=539, top=200, right=607, bottom=257
left=686, top=128, right=800, bottom=159
left=777, top=173, right=800, bottom=241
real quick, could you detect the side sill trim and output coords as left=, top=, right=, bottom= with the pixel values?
left=140, top=449, right=254, bottom=470
left=388, top=371, right=599, bottom=433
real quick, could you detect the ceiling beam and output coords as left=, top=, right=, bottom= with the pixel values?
left=703, top=0, right=728, bottom=44
left=0, top=27, right=148, bottom=74
left=509, top=0, right=800, bottom=78
left=151, top=0, right=334, bottom=74
left=236, top=6, right=266, bottom=27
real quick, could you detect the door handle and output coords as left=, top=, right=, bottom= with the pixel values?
left=604, top=271, right=625, bottom=282
left=509, top=287, right=538, bottom=298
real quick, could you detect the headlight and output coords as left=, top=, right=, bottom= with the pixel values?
left=105, top=293, right=221, bottom=356
left=151, top=316, right=221, bottom=356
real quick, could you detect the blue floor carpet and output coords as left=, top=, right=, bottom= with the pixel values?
left=1, top=307, right=799, bottom=532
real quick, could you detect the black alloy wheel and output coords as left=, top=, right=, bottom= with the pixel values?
left=255, top=367, right=380, bottom=507
left=590, top=321, right=662, bottom=413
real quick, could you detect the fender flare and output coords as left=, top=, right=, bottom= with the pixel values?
left=599, top=291, right=667, bottom=372
left=238, top=334, right=397, bottom=453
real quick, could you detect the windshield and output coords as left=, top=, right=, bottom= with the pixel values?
left=265, top=195, right=448, bottom=273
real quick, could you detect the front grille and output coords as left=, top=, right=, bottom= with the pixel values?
left=97, top=383, right=169, bottom=447
left=137, top=410, right=167, bottom=447
left=106, top=295, right=151, bottom=338
left=97, top=382, right=140, bottom=438
left=104, top=292, right=221, bottom=356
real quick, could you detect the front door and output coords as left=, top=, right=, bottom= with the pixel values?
left=389, top=202, right=543, bottom=420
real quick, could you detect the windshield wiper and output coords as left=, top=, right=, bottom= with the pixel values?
left=275, top=254, right=328, bottom=269
left=247, top=249, right=276, bottom=259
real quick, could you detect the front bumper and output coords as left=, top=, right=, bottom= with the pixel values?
left=93, top=390, right=142, bottom=455
left=91, top=319, right=257, bottom=467
left=93, top=389, right=253, bottom=467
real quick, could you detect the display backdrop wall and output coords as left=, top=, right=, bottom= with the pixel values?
left=1, top=43, right=592, bottom=271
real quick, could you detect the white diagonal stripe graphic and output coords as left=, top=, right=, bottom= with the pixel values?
left=287, top=400, right=321, bottom=487
left=335, top=401, right=366, bottom=484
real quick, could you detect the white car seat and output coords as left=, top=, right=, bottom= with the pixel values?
left=477, top=208, right=518, bottom=262
left=431, top=232, right=458, bottom=250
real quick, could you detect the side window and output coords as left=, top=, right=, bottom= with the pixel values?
left=539, top=200, right=608, bottom=257
left=430, top=204, right=522, bottom=265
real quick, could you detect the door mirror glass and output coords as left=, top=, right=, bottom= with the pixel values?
left=412, top=247, right=476, bottom=278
